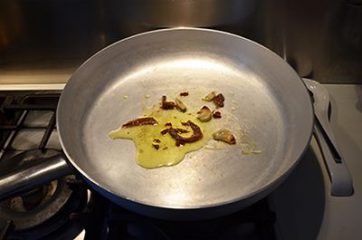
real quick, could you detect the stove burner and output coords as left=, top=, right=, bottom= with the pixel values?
left=7, top=180, right=58, bottom=213
left=0, top=149, right=88, bottom=239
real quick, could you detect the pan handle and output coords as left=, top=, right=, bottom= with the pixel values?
left=0, top=153, right=71, bottom=201
left=303, top=79, right=353, bottom=196
left=313, top=123, right=354, bottom=196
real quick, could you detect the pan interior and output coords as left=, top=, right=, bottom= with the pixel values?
left=58, top=29, right=313, bottom=209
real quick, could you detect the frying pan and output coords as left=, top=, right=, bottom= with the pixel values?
left=0, top=28, right=314, bottom=220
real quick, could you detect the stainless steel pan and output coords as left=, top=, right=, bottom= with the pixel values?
left=0, top=28, right=314, bottom=220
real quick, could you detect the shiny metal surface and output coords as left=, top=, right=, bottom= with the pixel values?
left=56, top=28, right=313, bottom=218
left=304, top=79, right=353, bottom=196
left=0, top=83, right=66, bottom=91
left=1, top=0, right=361, bottom=86
left=261, top=0, right=362, bottom=83
left=108, top=0, right=255, bottom=32
left=0, top=153, right=70, bottom=201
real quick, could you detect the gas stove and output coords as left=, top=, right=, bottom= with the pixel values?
left=0, top=92, right=277, bottom=240
left=0, top=82, right=361, bottom=240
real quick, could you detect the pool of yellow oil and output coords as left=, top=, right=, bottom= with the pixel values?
left=109, top=109, right=213, bottom=169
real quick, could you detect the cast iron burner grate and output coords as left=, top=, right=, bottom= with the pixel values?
left=0, top=92, right=88, bottom=240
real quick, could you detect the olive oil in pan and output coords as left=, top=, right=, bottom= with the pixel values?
left=109, top=109, right=214, bottom=169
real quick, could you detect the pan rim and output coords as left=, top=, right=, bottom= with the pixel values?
left=57, top=27, right=314, bottom=210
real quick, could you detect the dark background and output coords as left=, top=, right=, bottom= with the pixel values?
left=0, top=0, right=361, bottom=84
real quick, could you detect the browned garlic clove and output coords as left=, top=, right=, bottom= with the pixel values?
left=212, top=111, right=222, bottom=119
left=175, top=98, right=187, bottom=112
left=202, top=91, right=216, bottom=101
left=167, top=121, right=203, bottom=146
left=212, top=129, right=236, bottom=144
left=122, top=117, right=158, bottom=128
left=213, top=93, right=225, bottom=108
left=197, top=106, right=212, bottom=122
left=160, top=96, right=176, bottom=110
